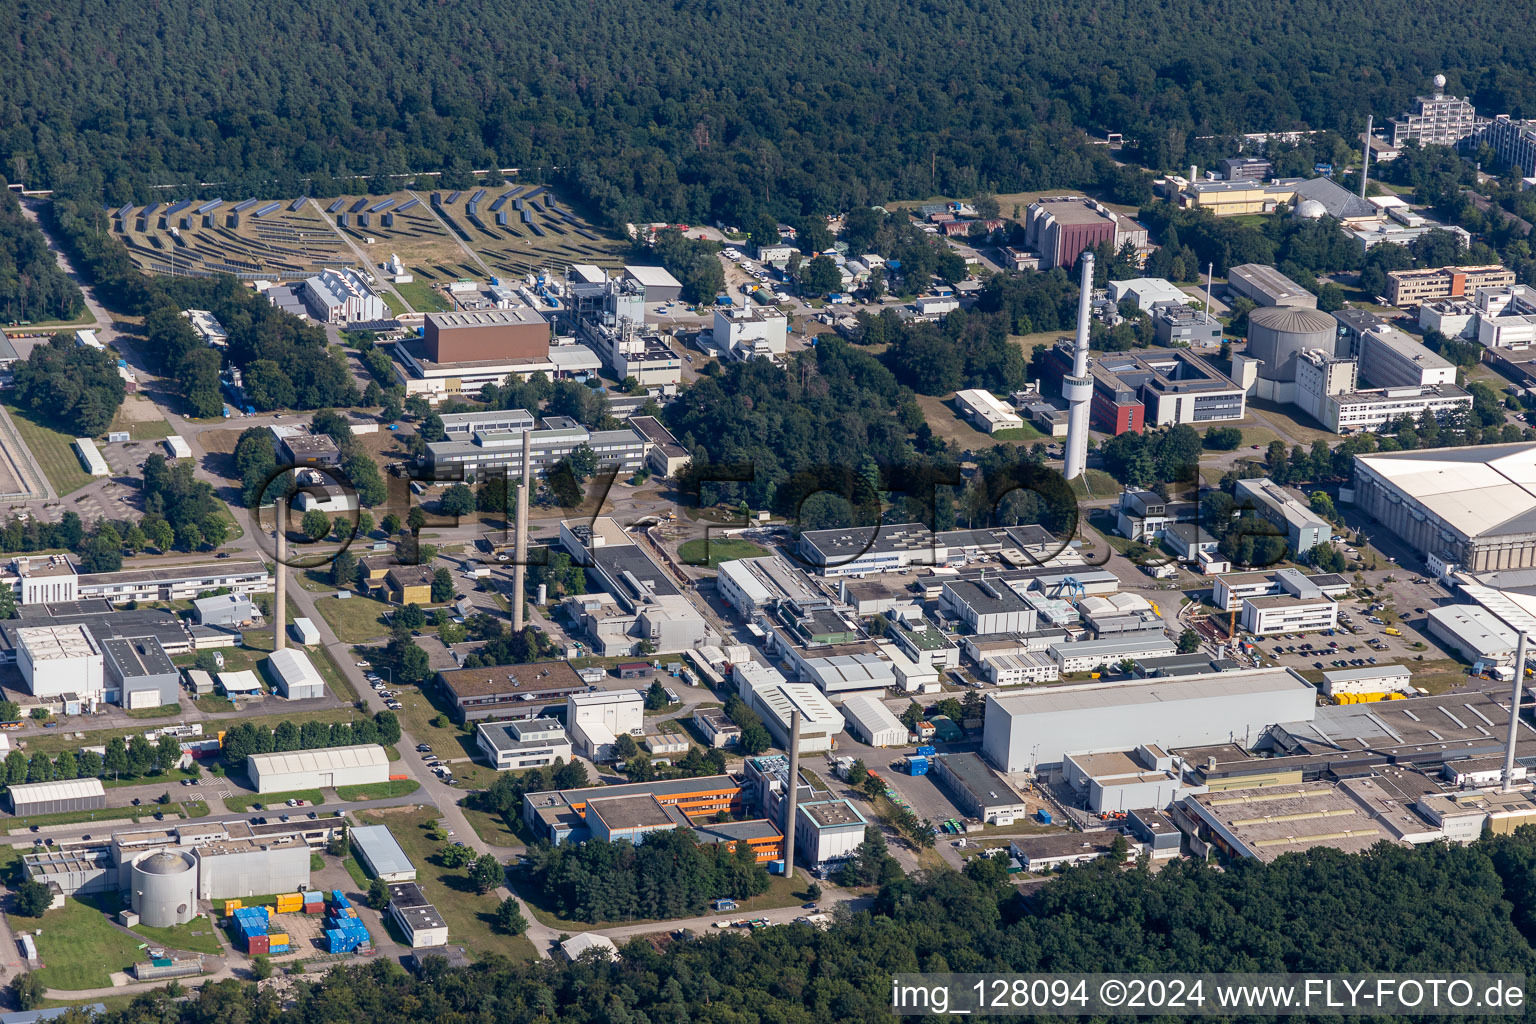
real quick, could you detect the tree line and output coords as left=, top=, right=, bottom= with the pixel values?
left=0, top=191, right=83, bottom=323
left=218, top=710, right=401, bottom=772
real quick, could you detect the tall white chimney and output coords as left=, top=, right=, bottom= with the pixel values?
left=1062, top=253, right=1095, bottom=481
left=1505, top=631, right=1527, bottom=792
left=1360, top=115, right=1373, bottom=200
left=511, top=430, right=531, bottom=632
left=273, top=498, right=287, bottom=652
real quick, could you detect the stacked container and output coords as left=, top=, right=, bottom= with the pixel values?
left=916, top=745, right=937, bottom=757
left=322, top=891, right=371, bottom=953
left=303, top=891, right=324, bottom=914
left=268, top=931, right=291, bottom=955
left=276, top=893, right=303, bottom=915
left=907, top=756, right=930, bottom=776
left=231, top=906, right=271, bottom=953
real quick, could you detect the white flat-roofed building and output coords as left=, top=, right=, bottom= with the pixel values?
left=1240, top=594, right=1339, bottom=635
left=218, top=670, right=262, bottom=697
left=621, top=265, right=684, bottom=304
left=477, top=718, right=573, bottom=770
left=567, top=689, right=643, bottom=761
left=1320, top=664, right=1414, bottom=698
left=17, top=623, right=104, bottom=700
left=714, top=306, right=788, bottom=362
left=733, top=658, right=788, bottom=698
left=715, top=556, right=821, bottom=616
left=247, top=744, right=389, bottom=793
left=749, top=683, right=844, bottom=754
left=163, top=435, right=192, bottom=460
left=387, top=881, right=448, bottom=948
left=982, top=666, right=1318, bottom=771
left=1106, top=278, right=1192, bottom=311
left=838, top=693, right=908, bottom=747
left=264, top=647, right=326, bottom=700
left=954, top=389, right=1023, bottom=434
left=1324, top=383, right=1473, bottom=433
left=940, top=578, right=1037, bottom=635
left=183, top=309, right=228, bottom=347
left=1210, top=568, right=1350, bottom=612
left=977, top=649, right=1060, bottom=685
left=931, top=752, right=1030, bottom=825
left=5, top=555, right=79, bottom=605
left=1425, top=604, right=1517, bottom=665
left=75, top=559, right=271, bottom=606
left=1227, top=264, right=1316, bottom=308
left=1358, top=325, right=1456, bottom=388
left=349, top=825, right=417, bottom=882
left=74, top=438, right=109, bottom=477
left=693, top=708, right=741, bottom=747
left=1063, top=746, right=1199, bottom=814
left=1049, top=635, right=1176, bottom=674
left=1352, top=442, right=1536, bottom=573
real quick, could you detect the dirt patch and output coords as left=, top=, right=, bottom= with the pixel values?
left=113, top=394, right=166, bottom=424
left=197, top=429, right=246, bottom=457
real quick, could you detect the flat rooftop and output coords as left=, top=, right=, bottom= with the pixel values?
left=1355, top=442, right=1536, bottom=540
left=428, top=307, right=547, bottom=329
left=801, top=799, right=866, bottom=828
left=991, top=666, right=1312, bottom=715
left=934, top=752, right=1026, bottom=808
left=438, top=661, right=584, bottom=697
left=587, top=794, right=676, bottom=831
left=100, top=636, right=175, bottom=678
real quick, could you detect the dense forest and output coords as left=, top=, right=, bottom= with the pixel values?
left=7, top=0, right=1536, bottom=228
left=11, top=334, right=125, bottom=435
left=45, top=829, right=1536, bottom=1023
left=0, top=191, right=82, bottom=323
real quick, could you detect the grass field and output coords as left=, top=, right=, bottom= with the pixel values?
left=314, top=594, right=393, bottom=643
left=1067, top=468, right=1120, bottom=499
left=462, top=805, right=523, bottom=847
left=130, top=915, right=224, bottom=955
left=394, top=279, right=452, bottom=313
left=5, top=403, right=93, bottom=495
left=677, top=537, right=769, bottom=568
left=1, top=802, right=203, bottom=832
left=341, top=854, right=370, bottom=888
left=991, top=425, right=1046, bottom=441
left=29, top=896, right=153, bottom=990
left=128, top=420, right=175, bottom=440
left=335, top=779, right=420, bottom=801
left=355, top=805, right=537, bottom=961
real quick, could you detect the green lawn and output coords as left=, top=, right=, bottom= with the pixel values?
left=394, top=279, right=452, bottom=313
left=29, top=896, right=153, bottom=990
left=125, top=703, right=182, bottom=719
left=314, top=594, right=393, bottom=643
left=310, top=643, right=359, bottom=703
left=5, top=403, right=93, bottom=495
left=355, top=805, right=536, bottom=961
left=223, top=789, right=325, bottom=813
left=462, top=805, right=523, bottom=847
left=130, top=916, right=224, bottom=955
left=677, top=537, right=769, bottom=568
left=341, top=854, right=371, bottom=888
left=127, top=420, right=175, bottom=441
left=336, top=779, right=420, bottom=801
left=1067, top=468, right=1120, bottom=499
left=990, top=424, right=1046, bottom=442
left=378, top=290, right=406, bottom=317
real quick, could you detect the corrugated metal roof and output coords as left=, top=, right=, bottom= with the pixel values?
left=350, top=825, right=415, bottom=877
left=9, top=778, right=106, bottom=802
left=248, top=744, right=388, bottom=775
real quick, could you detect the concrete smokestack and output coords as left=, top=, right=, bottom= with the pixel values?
left=274, top=498, right=287, bottom=652
left=784, top=710, right=801, bottom=880
left=512, top=430, right=531, bottom=632
left=1062, top=252, right=1095, bottom=481
left=1505, top=630, right=1527, bottom=792
left=1360, top=115, right=1373, bottom=200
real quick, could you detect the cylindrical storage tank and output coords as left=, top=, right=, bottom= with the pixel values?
left=1245, top=305, right=1337, bottom=382
left=129, top=850, right=197, bottom=928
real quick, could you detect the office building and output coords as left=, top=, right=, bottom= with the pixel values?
left=387, top=882, right=448, bottom=948
left=1048, top=635, right=1177, bottom=674
left=437, top=661, right=587, bottom=723
left=1178, top=179, right=1303, bottom=217
left=1475, top=284, right=1536, bottom=351
left=1351, top=442, right=1536, bottom=572
left=1233, top=477, right=1331, bottom=554
left=246, top=744, right=389, bottom=793
left=1023, top=197, right=1147, bottom=270
left=1210, top=567, right=1349, bottom=612
left=1388, top=75, right=1483, bottom=148
left=73, top=560, right=271, bottom=606
left=1218, top=156, right=1273, bottom=181
left=101, top=637, right=179, bottom=710
left=1115, top=487, right=1198, bottom=543
left=1486, top=115, right=1536, bottom=177
left=981, top=666, right=1318, bottom=771
left=1227, top=264, right=1317, bottom=308
left=1385, top=265, right=1515, bottom=307
left=954, top=389, right=1023, bottom=433
left=714, top=306, right=788, bottom=361
left=930, top=752, right=1030, bottom=825
left=567, top=689, right=644, bottom=761
left=477, top=718, right=573, bottom=770
left=1239, top=592, right=1339, bottom=634
left=1043, top=344, right=1245, bottom=433
left=350, top=825, right=417, bottom=882
left=1322, top=382, right=1472, bottom=433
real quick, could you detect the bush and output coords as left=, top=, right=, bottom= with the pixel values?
left=1202, top=427, right=1244, bottom=451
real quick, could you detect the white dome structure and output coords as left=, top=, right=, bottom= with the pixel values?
left=1294, top=199, right=1328, bottom=219
left=1433, top=73, right=1447, bottom=91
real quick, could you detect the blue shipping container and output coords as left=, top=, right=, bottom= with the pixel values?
left=1036, top=809, right=1052, bottom=824
left=916, top=746, right=936, bottom=756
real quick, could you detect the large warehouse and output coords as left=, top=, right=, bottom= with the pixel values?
left=838, top=693, right=908, bottom=747
left=981, top=667, right=1319, bottom=772
left=264, top=647, right=327, bottom=700
left=8, top=778, right=106, bottom=815
left=350, top=825, right=417, bottom=882
left=247, top=744, right=390, bottom=793
left=1352, top=443, right=1536, bottom=572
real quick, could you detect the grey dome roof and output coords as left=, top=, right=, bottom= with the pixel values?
left=137, top=851, right=192, bottom=874
left=1248, top=305, right=1335, bottom=334
left=1294, top=198, right=1328, bottom=219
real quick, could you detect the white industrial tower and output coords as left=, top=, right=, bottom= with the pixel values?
left=1062, top=252, right=1095, bottom=481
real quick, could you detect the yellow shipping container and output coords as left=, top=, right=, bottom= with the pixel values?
left=269, top=932, right=289, bottom=945
left=276, top=895, right=302, bottom=911
left=225, top=899, right=243, bottom=914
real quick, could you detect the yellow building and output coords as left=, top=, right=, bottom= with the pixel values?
left=385, top=565, right=434, bottom=605
left=1179, top=179, right=1300, bottom=216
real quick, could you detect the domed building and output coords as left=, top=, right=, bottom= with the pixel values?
left=1293, top=198, right=1329, bottom=219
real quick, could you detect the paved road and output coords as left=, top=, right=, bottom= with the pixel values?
left=598, top=894, right=874, bottom=943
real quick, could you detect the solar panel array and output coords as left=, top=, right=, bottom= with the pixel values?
left=252, top=202, right=282, bottom=218
left=288, top=197, right=308, bottom=212
left=165, top=199, right=192, bottom=217
left=398, top=198, right=420, bottom=212
left=368, top=198, right=396, bottom=213
left=231, top=199, right=259, bottom=213
left=348, top=198, right=368, bottom=214
left=327, top=198, right=347, bottom=213
left=195, top=199, right=224, bottom=214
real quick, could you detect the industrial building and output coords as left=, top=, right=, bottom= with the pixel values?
left=1227, top=264, right=1317, bottom=308
left=1181, top=783, right=1408, bottom=863
left=75, top=560, right=271, bottom=606
left=793, top=522, right=1072, bottom=577
left=192, top=594, right=255, bottom=627
left=1062, top=746, right=1197, bottom=814
left=1232, top=477, right=1331, bottom=554
left=1425, top=604, right=1516, bottom=666
left=1023, top=197, right=1148, bottom=270
left=1351, top=443, right=1536, bottom=572
left=1049, top=634, right=1177, bottom=674
left=940, top=578, right=1037, bottom=634
left=748, top=682, right=844, bottom=754
left=263, top=647, right=326, bottom=700
left=693, top=708, right=741, bottom=747
left=630, top=415, right=690, bottom=477
left=982, top=667, right=1318, bottom=771
left=930, top=752, right=1030, bottom=825
left=16, top=623, right=104, bottom=700
left=1010, top=831, right=1123, bottom=872
left=838, top=693, right=908, bottom=747
left=350, top=825, right=417, bottom=882
left=559, top=518, right=708, bottom=654
left=1106, top=278, right=1191, bottom=311
left=954, top=389, right=1023, bottom=434
left=101, top=636, right=179, bottom=709
left=715, top=555, right=823, bottom=616
left=477, top=718, right=573, bottom=770
left=1474, top=284, right=1536, bottom=350
left=437, top=661, right=588, bottom=723
left=426, top=416, right=646, bottom=482
left=387, top=882, right=448, bottom=947
left=246, top=744, right=389, bottom=793
left=795, top=799, right=868, bottom=867
left=1320, top=664, right=1414, bottom=699
left=621, top=265, right=684, bottom=304
left=1240, top=592, right=1339, bottom=634
left=1357, top=325, right=1456, bottom=388
left=1076, top=593, right=1164, bottom=637
left=1218, top=156, right=1273, bottom=181
left=1152, top=304, right=1223, bottom=346
left=567, top=689, right=644, bottom=760
left=1385, top=265, right=1515, bottom=307
left=1043, top=343, right=1246, bottom=434
left=8, top=777, right=106, bottom=815
left=423, top=308, right=552, bottom=364
left=714, top=306, right=788, bottom=361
